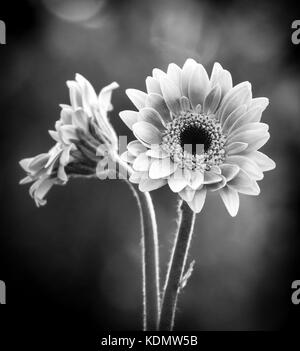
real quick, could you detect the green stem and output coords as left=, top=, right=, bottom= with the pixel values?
left=116, top=155, right=160, bottom=331
left=159, top=200, right=196, bottom=331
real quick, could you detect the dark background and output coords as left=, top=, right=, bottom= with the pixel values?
left=1, top=0, right=300, bottom=338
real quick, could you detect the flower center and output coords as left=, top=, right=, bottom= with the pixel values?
left=179, top=125, right=212, bottom=154
left=161, top=112, right=226, bottom=170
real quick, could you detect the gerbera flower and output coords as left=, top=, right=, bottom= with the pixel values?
left=20, top=75, right=119, bottom=205
left=119, top=59, right=275, bottom=216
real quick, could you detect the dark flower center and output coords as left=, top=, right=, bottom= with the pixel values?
left=180, top=125, right=212, bottom=155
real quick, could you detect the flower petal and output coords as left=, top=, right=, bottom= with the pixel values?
left=188, top=187, right=207, bottom=213
left=168, top=168, right=189, bottom=192
left=189, top=170, right=204, bottom=190
left=132, top=121, right=162, bottom=145
left=127, top=140, right=147, bottom=156
left=181, top=58, right=198, bottom=97
left=126, top=89, right=147, bottom=110
left=167, top=63, right=182, bottom=92
left=206, top=176, right=226, bottom=191
left=225, top=142, right=248, bottom=155
left=179, top=187, right=196, bottom=202
left=188, top=64, right=210, bottom=109
left=146, top=76, right=162, bottom=95
left=219, top=187, right=239, bottom=217
left=227, top=169, right=260, bottom=195
left=119, top=110, right=139, bottom=130
left=203, top=84, right=221, bottom=115
left=203, top=170, right=223, bottom=184
left=160, top=77, right=182, bottom=115
left=222, top=105, right=247, bottom=132
left=145, top=93, right=172, bottom=123
left=138, top=107, right=165, bottom=130
left=226, top=155, right=264, bottom=180
left=243, top=151, right=276, bottom=172
left=210, top=62, right=233, bottom=99
left=133, top=153, right=151, bottom=172
left=218, top=82, right=252, bottom=124
left=121, top=151, right=135, bottom=164
left=139, top=178, right=167, bottom=192
left=149, top=158, right=177, bottom=179
left=219, top=164, right=240, bottom=182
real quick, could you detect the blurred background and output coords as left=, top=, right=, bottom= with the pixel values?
left=1, top=0, right=300, bottom=334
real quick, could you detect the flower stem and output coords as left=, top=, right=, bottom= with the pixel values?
left=159, top=200, right=196, bottom=331
left=115, top=155, right=160, bottom=331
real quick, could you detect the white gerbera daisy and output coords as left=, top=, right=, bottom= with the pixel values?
left=119, top=59, right=275, bottom=216
left=20, top=75, right=119, bottom=206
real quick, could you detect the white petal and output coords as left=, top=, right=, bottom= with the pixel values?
left=226, top=155, right=264, bottom=180
left=168, top=168, right=189, bottom=192
left=189, top=170, right=204, bottom=190
left=189, top=188, right=207, bottom=213
left=48, top=130, right=60, bottom=142
left=225, top=142, right=248, bottom=155
left=66, top=81, right=82, bottom=110
left=247, top=97, right=269, bottom=111
left=145, top=76, right=162, bottom=95
left=218, top=82, right=252, bottom=124
left=222, top=105, right=247, bottom=132
left=181, top=58, right=198, bottom=97
left=244, top=151, right=276, bottom=172
left=160, top=77, right=182, bottom=115
left=19, top=157, right=34, bottom=172
left=127, top=140, right=147, bottom=156
left=149, top=158, right=177, bottom=179
left=121, top=151, right=135, bottom=164
left=119, top=110, right=139, bottom=130
left=203, top=84, right=221, bottom=115
left=126, top=89, right=147, bottom=110
left=180, top=96, right=191, bottom=112
left=206, top=176, right=226, bottom=191
left=227, top=169, right=260, bottom=195
left=146, top=147, right=169, bottom=159
left=230, top=106, right=265, bottom=131
left=132, top=121, right=162, bottom=145
left=188, top=64, right=210, bottom=109
left=219, top=187, right=239, bottom=217
left=98, top=81, right=119, bottom=113
left=179, top=187, right=196, bottom=202
left=59, top=125, right=77, bottom=144
left=167, top=63, right=182, bottom=92
left=133, top=153, right=151, bottom=172
left=219, top=164, right=240, bottom=182
left=145, top=93, right=172, bottom=123
left=138, top=107, right=165, bottom=130
left=227, top=122, right=269, bottom=141
left=210, top=62, right=233, bottom=98
left=139, top=178, right=167, bottom=192
left=72, top=109, right=89, bottom=131
left=229, top=131, right=270, bottom=151
left=203, top=171, right=223, bottom=184
left=152, top=68, right=167, bottom=81
left=129, top=171, right=147, bottom=184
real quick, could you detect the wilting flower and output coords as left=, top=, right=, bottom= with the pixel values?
left=20, top=74, right=119, bottom=206
left=119, top=59, right=275, bottom=216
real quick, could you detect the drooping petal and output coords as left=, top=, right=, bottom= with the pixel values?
left=219, top=187, right=240, bottom=217
left=132, top=121, right=162, bottom=145
left=119, top=110, right=139, bottom=130
left=121, top=151, right=135, bottom=164
left=126, top=89, right=147, bottom=110
left=146, top=147, right=170, bottom=159
left=205, top=176, right=226, bottom=192
left=179, top=186, right=196, bottom=202
left=149, top=158, right=177, bottom=179
left=188, top=64, right=210, bottom=109
left=189, top=170, right=204, bottom=190
left=66, top=81, right=82, bottom=110
left=98, top=81, right=119, bottom=113
left=133, top=153, right=151, bottom=172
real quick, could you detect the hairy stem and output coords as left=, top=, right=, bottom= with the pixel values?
left=116, top=155, right=160, bottom=330
left=159, top=200, right=196, bottom=331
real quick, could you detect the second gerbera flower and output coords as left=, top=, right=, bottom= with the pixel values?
left=119, top=59, right=275, bottom=216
